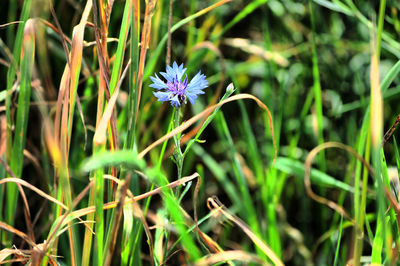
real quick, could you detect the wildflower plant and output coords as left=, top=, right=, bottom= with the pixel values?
left=150, top=62, right=208, bottom=191
left=146, top=58, right=243, bottom=265
left=150, top=64, right=238, bottom=205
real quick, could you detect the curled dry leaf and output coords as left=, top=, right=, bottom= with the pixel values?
left=304, top=142, right=374, bottom=221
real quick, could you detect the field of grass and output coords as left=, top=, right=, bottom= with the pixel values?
left=2, top=0, right=400, bottom=265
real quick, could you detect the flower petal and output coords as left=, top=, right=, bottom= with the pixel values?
left=186, top=71, right=208, bottom=94
left=153, top=91, right=172, bottom=102
left=173, top=62, right=187, bottom=81
left=170, top=94, right=181, bottom=107
left=149, top=74, right=168, bottom=90
left=185, top=92, right=199, bottom=104
left=161, top=62, right=187, bottom=83
left=159, top=71, right=173, bottom=83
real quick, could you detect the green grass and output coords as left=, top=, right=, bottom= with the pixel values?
left=3, top=0, right=400, bottom=265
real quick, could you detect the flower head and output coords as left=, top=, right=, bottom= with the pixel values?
left=150, top=62, right=208, bottom=107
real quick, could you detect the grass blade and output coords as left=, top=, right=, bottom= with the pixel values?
left=6, top=18, right=35, bottom=235
left=309, top=0, right=325, bottom=170
left=333, top=215, right=343, bottom=266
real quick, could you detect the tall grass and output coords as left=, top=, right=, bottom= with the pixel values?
left=2, top=0, right=400, bottom=265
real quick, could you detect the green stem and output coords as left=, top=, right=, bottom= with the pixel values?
left=173, top=107, right=183, bottom=180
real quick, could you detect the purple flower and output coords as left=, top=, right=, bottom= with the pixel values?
left=150, top=62, right=208, bottom=107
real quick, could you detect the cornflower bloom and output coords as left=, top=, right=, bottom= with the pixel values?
left=150, top=62, right=208, bottom=107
